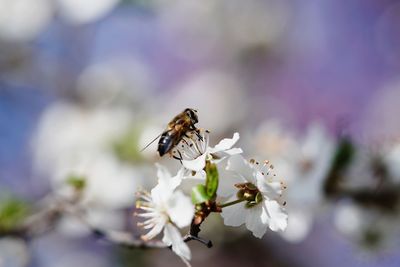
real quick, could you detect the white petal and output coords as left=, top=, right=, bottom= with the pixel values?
left=245, top=204, right=268, bottom=238
left=152, top=164, right=183, bottom=203
left=141, top=216, right=166, bottom=240
left=181, top=152, right=207, bottom=172
left=183, top=169, right=206, bottom=181
left=256, top=172, right=282, bottom=199
left=170, top=167, right=185, bottom=190
left=221, top=196, right=246, bottom=227
left=222, top=147, right=243, bottom=156
left=156, top=163, right=172, bottom=181
left=211, top=148, right=243, bottom=165
left=209, top=132, right=240, bottom=153
left=57, top=0, right=119, bottom=24
left=162, top=224, right=191, bottom=261
left=264, top=200, right=288, bottom=232
left=226, top=155, right=256, bottom=184
left=167, top=191, right=194, bottom=228
left=150, top=183, right=170, bottom=205
left=217, top=167, right=244, bottom=197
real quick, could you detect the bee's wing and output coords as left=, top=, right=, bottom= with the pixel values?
left=140, top=132, right=164, bottom=152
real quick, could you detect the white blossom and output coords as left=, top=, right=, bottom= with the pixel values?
left=252, top=121, right=335, bottom=242
left=0, top=0, right=120, bottom=42
left=56, top=0, right=120, bottom=24
left=136, top=165, right=194, bottom=263
left=32, top=102, right=140, bottom=236
left=177, top=130, right=242, bottom=175
left=32, top=102, right=138, bottom=208
left=333, top=200, right=400, bottom=249
left=0, top=238, right=29, bottom=267
left=382, top=142, right=400, bottom=183
left=0, top=0, right=52, bottom=41
left=221, top=155, right=288, bottom=238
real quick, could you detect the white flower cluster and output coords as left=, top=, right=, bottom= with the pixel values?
left=0, top=0, right=120, bottom=42
left=135, top=131, right=288, bottom=264
left=32, top=102, right=140, bottom=236
left=252, top=121, right=335, bottom=242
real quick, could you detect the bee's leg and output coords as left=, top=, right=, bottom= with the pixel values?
left=194, top=129, right=203, bottom=141
left=181, top=137, right=190, bottom=146
left=170, top=150, right=183, bottom=163
left=177, top=150, right=184, bottom=161
left=189, top=125, right=203, bottom=141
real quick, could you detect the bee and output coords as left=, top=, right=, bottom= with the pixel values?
left=141, top=108, right=201, bottom=158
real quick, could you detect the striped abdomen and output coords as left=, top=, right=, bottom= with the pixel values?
left=158, top=130, right=177, bottom=156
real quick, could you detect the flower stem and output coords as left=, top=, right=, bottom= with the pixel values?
left=218, top=198, right=246, bottom=208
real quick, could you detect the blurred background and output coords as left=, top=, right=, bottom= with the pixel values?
left=1, top=0, right=400, bottom=266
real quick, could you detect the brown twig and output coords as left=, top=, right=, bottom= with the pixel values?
left=0, top=202, right=64, bottom=240
left=0, top=191, right=214, bottom=252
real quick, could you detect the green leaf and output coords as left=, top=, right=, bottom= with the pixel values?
left=66, top=175, right=86, bottom=190
left=323, top=137, right=355, bottom=196
left=205, top=161, right=219, bottom=199
left=191, top=184, right=209, bottom=204
left=0, top=198, right=30, bottom=230
left=331, top=138, right=355, bottom=171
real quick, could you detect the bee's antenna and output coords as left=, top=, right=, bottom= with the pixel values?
left=140, top=133, right=162, bottom=152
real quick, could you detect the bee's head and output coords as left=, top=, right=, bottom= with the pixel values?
left=184, top=108, right=198, bottom=124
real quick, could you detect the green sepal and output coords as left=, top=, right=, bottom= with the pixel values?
left=205, top=161, right=219, bottom=199
left=191, top=184, right=210, bottom=204
left=0, top=198, right=30, bottom=230
left=66, top=175, right=86, bottom=191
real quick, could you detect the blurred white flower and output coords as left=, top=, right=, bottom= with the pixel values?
left=285, top=123, right=335, bottom=204
left=0, top=0, right=120, bottom=42
left=0, top=238, right=29, bottom=267
left=333, top=201, right=399, bottom=249
left=136, top=164, right=194, bottom=263
left=221, top=155, right=287, bottom=238
left=32, top=102, right=141, bottom=234
left=252, top=121, right=335, bottom=242
left=281, top=209, right=313, bottom=243
left=334, top=201, right=364, bottom=238
left=178, top=130, right=242, bottom=174
left=383, top=142, right=400, bottom=183
left=283, top=124, right=335, bottom=242
left=56, top=0, right=120, bottom=24
left=0, top=0, right=52, bottom=41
